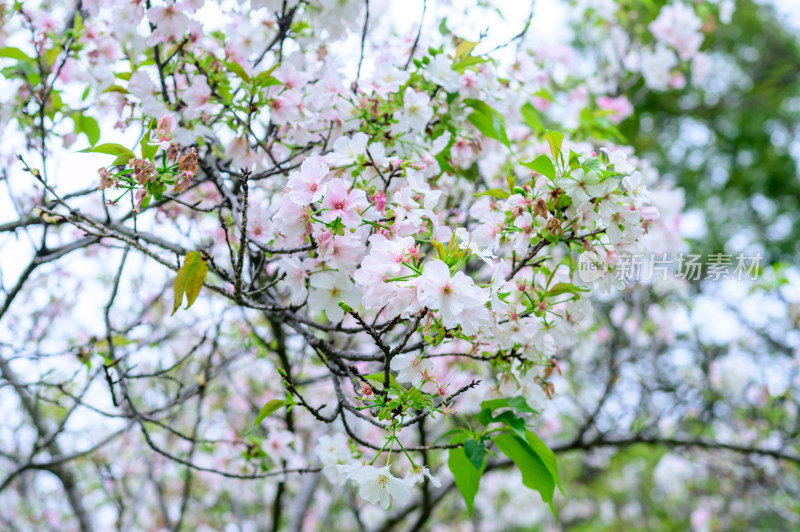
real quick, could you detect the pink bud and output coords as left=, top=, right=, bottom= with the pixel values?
left=370, top=191, right=387, bottom=212
left=360, top=381, right=374, bottom=398
left=316, top=230, right=333, bottom=254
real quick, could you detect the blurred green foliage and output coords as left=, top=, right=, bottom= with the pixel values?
left=622, top=0, right=800, bottom=264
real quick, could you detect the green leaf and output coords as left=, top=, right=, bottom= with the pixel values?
left=465, top=99, right=510, bottom=148
left=102, top=84, right=128, bottom=95
left=567, top=150, right=581, bottom=170
left=225, top=60, right=250, bottom=82
left=452, top=55, right=489, bottom=72
left=467, top=111, right=508, bottom=147
left=363, top=372, right=399, bottom=388
left=584, top=159, right=604, bottom=174
left=216, top=83, right=233, bottom=104
left=534, top=88, right=556, bottom=103
left=463, top=438, right=485, bottom=470
left=80, top=143, right=136, bottom=165
left=543, top=129, right=564, bottom=161
left=436, top=428, right=469, bottom=445
left=111, top=154, right=132, bottom=166
left=506, top=173, right=516, bottom=193
left=172, top=251, right=209, bottom=315
left=71, top=11, right=84, bottom=34
left=140, top=122, right=158, bottom=161
left=448, top=447, right=483, bottom=516
left=476, top=407, right=492, bottom=426
left=255, top=72, right=281, bottom=87
left=473, top=188, right=509, bottom=199
left=49, top=90, right=64, bottom=112
left=0, top=46, right=29, bottom=61
left=44, top=47, right=61, bottom=68
left=430, top=239, right=446, bottom=261
left=477, top=396, right=535, bottom=438
left=525, top=430, right=565, bottom=495
left=80, top=115, right=100, bottom=146
left=521, top=102, right=544, bottom=133
left=481, top=395, right=539, bottom=414
left=454, top=40, right=478, bottom=59
left=139, top=193, right=151, bottom=210
left=494, top=433, right=557, bottom=518
left=521, top=154, right=556, bottom=180
left=253, top=399, right=293, bottom=427
left=403, top=386, right=430, bottom=408
left=491, top=410, right=527, bottom=438
left=546, top=282, right=588, bottom=298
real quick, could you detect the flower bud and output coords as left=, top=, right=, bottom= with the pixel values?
left=370, top=191, right=387, bottom=212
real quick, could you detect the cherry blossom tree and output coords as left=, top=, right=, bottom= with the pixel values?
left=1, top=0, right=797, bottom=531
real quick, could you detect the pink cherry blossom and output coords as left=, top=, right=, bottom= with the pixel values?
left=287, top=157, right=329, bottom=206
left=320, top=178, right=368, bottom=228
left=417, top=260, right=491, bottom=335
